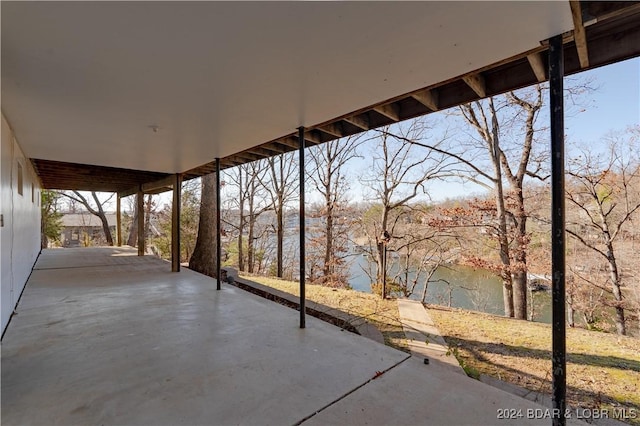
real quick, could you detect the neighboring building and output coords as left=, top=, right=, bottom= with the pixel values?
left=60, top=213, right=117, bottom=247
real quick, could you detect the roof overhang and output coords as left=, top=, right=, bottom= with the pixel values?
left=2, top=1, right=640, bottom=192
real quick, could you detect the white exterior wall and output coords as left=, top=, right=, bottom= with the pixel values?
left=1, top=113, right=42, bottom=335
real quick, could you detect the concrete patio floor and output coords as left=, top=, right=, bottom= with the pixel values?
left=2, top=248, right=578, bottom=425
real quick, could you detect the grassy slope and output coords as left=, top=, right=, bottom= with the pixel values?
left=241, top=274, right=639, bottom=424
left=427, top=305, right=640, bottom=423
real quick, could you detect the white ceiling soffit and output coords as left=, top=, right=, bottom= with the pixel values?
left=1, top=1, right=573, bottom=174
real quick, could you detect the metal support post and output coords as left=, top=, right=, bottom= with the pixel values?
left=171, top=174, right=182, bottom=272
left=137, top=188, right=145, bottom=256
left=116, top=195, right=122, bottom=247
left=549, top=34, right=566, bottom=426
left=216, top=158, right=222, bottom=290
left=299, top=126, right=306, bottom=329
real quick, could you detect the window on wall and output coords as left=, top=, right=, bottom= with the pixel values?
left=17, top=162, right=23, bottom=196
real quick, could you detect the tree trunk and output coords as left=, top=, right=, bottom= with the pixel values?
left=144, top=194, right=153, bottom=241
left=607, top=249, right=626, bottom=335
left=512, top=271, right=528, bottom=319
left=323, top=204, right=333, bottom=279
left=511, top=192, right=528, bottom=319
left=493, top=166, right=514, bottom=318
left=127, top=207, right=138, bottom=247
left=376, top=205, right=389, bottom=297
left=488, top=105, right=515, bottom=318
left=91, top=192, right=113, bottom=246
left=98, top=214, right=114, bottom=246
left=189, top=173, right=219, bottom=278
left=421, top=279, right=429, bottom=304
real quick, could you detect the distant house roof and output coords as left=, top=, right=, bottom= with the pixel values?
left=61, top=213, right=117, bottom=228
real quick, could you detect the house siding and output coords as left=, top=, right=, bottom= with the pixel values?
left=1, top=113, right=42, bottom=335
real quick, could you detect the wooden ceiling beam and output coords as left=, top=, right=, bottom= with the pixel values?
left=316, top=122, right=344, bottom=138
left=141, top=175, right=177, bottom=193
left=570, top=0, right=590, bottom=68
left=372, top=103, right=400, bottom=121
left=462, top=73, right=487, bottom=98
left=278, top=137, right=301, bottom=149
left=247, top=145, right=284, bottom=157
left=271, top=141, right=297, bottom=152
left=342, top=115, right=370, bottom=131
left=303, top=130, right=322, bottom=145
left=233, top=151, right=263, bottom=162
left=527, top=52, right=547, bottom=82
left=263, top=144, right=289, bottom=154
left=411, top=88, right=439, bottom=111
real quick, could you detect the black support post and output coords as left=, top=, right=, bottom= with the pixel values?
left=549, top=34, right=566, bottom=426
left=216, top=158, right=222, bottom=291
left=137, top=188, right=144, bottom=256
left=116, top=195, right=122, bottom=247
left=171, top=174, right=182, bottom=272
left=298, top=127, right=306, bottom=329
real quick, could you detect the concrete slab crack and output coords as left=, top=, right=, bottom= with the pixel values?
left=294, top=354, right=411, bottom=426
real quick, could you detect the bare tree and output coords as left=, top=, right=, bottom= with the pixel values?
left=225, top=160, right=271, bottom=273
left=306, top=134, right=363, bottom=287
left=565, top=127, right=640, bottom=335
left=360, top=121, right=451, bottom=298
left=390, top=207, right=460, bottom=301
left=390, top=86, right=548, bottom=319
left=61, top=191, right=115, bottom=246
left=261, top=152, right=299, bottom=278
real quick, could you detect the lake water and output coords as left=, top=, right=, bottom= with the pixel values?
left=268, top=232, right=553, bottom=323
left=347, top=253, right=553, bottom=323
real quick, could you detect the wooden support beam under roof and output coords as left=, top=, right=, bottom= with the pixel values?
left=31, top=158, right=170, bottom=194
left=342, top=115, right=370, bottom=131
left=462, top=73, right=487, bottom=98
left=527, top=52, right=547, bottom=82
left=581, top=1, right=640, bottom=26
left=220, top=158, right=242, bottom=169
left=570, top=0, right=590, bottom=68
left=303, top=130, right=322, bottom=145
left=317, top=122, right=344, bottom=138
left=372, top=103, right=400, bottom=121
left=271, top=140, right=298, bottom=153
left=247, top=145, right=286, bottom=157
left=141, top=175, right=176, bottom=194
left=411, top=89, right=439, bottom=112
left=278, top=136, right=301, bottom=149
left=233, top=151, right=263, bottom=163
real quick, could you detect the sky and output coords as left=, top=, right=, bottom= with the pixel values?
left=565, top=57, right=639, bottom=145
left=353, top=57, right=640, bottom=203
left=104, top=57, right=639, bottom=211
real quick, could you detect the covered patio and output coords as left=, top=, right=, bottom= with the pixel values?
left=2, top=247, right=574, bottom=425
left=2, top=2, right=640, bottom=424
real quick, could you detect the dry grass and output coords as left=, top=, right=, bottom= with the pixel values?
left=428, top=305, right=640, bottom=424
left=239, top=274, right=408, bottom=352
